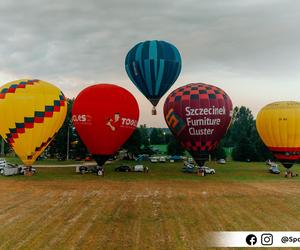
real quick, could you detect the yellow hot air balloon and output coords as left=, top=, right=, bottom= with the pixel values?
left=0, top=79, right=67, bottom=167
left=256, top=101, right=300, bottom=169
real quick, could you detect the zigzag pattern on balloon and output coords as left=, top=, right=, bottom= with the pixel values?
left=0, top=79, right=39, bottom=99
left=5, top=93, right=66, bottom=144
left=27, top=133, right=57, bottom=160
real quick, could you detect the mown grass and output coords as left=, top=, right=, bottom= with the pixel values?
left=1, top=160, right=299, bottom=182
left=2, top=156, right=81, bottom=165
left=1, top=160, right=300, bottom=249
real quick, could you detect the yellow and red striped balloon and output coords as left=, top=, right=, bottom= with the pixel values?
left=0, top=79, right=67, bottom=166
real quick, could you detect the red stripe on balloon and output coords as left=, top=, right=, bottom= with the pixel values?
left=269, top=147, right=300, bottom=152
left=274, top=154, right=300, bottom=160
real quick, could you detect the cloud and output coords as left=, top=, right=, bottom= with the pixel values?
left=0, top=0, right=299, bottom=127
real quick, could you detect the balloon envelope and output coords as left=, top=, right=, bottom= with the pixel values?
left=0, top=79, right=67, bottom=166
left=72, top=84, right=139, bottom=166
left=125, top=40, right=181, bottom=110
left=164, top=83, right=233, bottom=166
left=256, top=101, right=300, bottom=168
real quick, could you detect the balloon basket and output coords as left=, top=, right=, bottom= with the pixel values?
left=24, top=166, right=34, bottom=176
left=152, top=107, right=157, bottom=115
left=24, top=170, right=33, bottom=176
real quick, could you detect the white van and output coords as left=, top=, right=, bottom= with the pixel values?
left=134, top=165, right=144, bottom=172
left=159, top=157, right=166, bottom=163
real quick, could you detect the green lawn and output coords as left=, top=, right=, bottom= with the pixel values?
left=1, top=160, right=299, bottom=182
left=151, top=144, right=167, bottom=153
left=2, top=156, right=82, bottom=165
left=1, top=160, right=300, bottom=249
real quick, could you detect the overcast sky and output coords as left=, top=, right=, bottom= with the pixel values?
left=0, top=0, right=299, bottom=127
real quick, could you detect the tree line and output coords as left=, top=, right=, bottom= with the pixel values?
left=1, top=99, right=272, bottom=162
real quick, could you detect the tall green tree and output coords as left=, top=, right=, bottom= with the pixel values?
left=167, top=136, right=185, bottom=156
left=150, top=128, right=165, bottom=144
left=225, top=106, right=256, bottom=161
left=211, top=140, right=227, bottom=160
left=223, top=106, right=272, bottom=161
left=123, top=128, right=142, bottom=158
left=47, top=98, right=88, bottom=160
left=139, top=124, right=150, bottom=147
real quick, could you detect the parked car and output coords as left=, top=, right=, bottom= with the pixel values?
left=170, top=155, right=182, bottom=162
left=77, top=165, right=103, bottom=176
left=217, top=159, right=226, bottom=164
left=78, top=165, right=89, bottom=174
left=0, top=162, right=36, bottom=176
left=198, top=166, right=216, bottom=174
left=159, top=156, right=166, bottom=163
left=115, top=165, right=132, bottom=172
left=3, top=164, right=19, bottom=176
left=0, top=158, right=7, bottom=174
left=182, top=165, right=197, bottom=173
left=269, top=165, right=280, bottom=174
left=150, top=157, right=159, bottom=163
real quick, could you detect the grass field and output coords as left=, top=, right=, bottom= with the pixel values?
left=0, top=161, right=300, bottom=249
left=2, top=156, right=81, bottom=165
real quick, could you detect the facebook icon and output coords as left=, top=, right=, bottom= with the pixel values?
left=246, top=234, right=257, bottom=246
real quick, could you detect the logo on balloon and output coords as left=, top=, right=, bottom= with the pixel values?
left=72, top=114, right=92, bottom=124
left=106, top=113, right=138, bottom=132
left=165, top=109, right=186, bottom=136
left=106, top=113, right=120, bottom=131
left=185, top=106, right=226, bottom=136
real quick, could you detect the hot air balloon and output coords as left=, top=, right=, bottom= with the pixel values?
left=125, top=40, right=181, bottom=115
left=72, top=84, right=139, bottom=171
left=256, top=101, right=300, bottom=170
left=164, top=83, right=233, bottom=166
left=0, top=79, right=67, bottom=171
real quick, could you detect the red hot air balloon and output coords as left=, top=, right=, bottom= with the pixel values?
left=164, top=83, right=233, bottom=166
left=72, top=84, right=139, bottom=167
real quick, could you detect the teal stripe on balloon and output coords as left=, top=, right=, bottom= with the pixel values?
left=149, top=41, right=158, bottom=78
left=174, top=46, right=181, bottom=64
left=144, top=60, right=153, bottom=95
left=155, top=59, right=165, bottom=96
left=135, top=44, right=145, bottom=80
left=149, top=41, right=157, bottom=60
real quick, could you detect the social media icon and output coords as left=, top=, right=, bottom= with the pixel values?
left=246, top=234, right=257, bottom=246
left=261, top=233, right=273, bottom=246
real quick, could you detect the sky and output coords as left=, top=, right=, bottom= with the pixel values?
left=0, top=0, right=299, bottom=127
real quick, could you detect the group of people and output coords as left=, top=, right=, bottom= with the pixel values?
left=197, top=167, right=206, bottom=177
